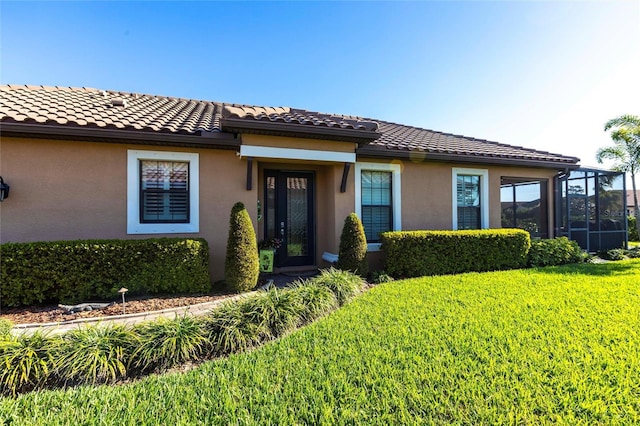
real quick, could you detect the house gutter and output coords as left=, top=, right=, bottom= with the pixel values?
left=0, top=122, right=241, bottom=150
left=356, top=147, right=581, bottom=169
left=221, top=118, right=381, bottom=144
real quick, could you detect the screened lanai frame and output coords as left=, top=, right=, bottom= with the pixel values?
left=555, top=168, right=628, bottom=252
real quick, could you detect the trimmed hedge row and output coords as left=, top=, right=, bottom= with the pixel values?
left=0, top=238, right=210, bottom=308
left=380, top=229, right=531, bottom=278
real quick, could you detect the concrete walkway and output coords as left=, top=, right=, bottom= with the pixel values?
left=11, top=271, right=319, bottom=335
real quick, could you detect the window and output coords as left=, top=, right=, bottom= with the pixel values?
left=500, top=178, right=548, bottom=238
left=452, top=168, right=489, bottom=230
left=140, top=161, right=189, bottom=223
left=355, top=162, right=402, bottom=251
left=361, top=170, right=392, bottom=242
left=127, top=150, right=199, bottom=234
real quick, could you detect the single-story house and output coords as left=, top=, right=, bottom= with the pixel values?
left=0, top=84, right=584, bottom=280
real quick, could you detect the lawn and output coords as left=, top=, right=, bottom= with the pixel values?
left=1, top=260, right=640, bottom=425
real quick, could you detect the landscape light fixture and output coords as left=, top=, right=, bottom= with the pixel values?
left=118, top=287, right=128, bottom=315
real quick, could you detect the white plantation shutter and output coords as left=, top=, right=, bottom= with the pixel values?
left=140, top=161, right=189, bottom=223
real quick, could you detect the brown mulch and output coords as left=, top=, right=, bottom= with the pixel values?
left=1, top=293, right=236, bottom=325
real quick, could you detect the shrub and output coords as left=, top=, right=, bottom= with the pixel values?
left=242, top=288, right=303, bottom=338
left=0, top=331, right=54, bottom=395
left=370, top=270, right=394, bottom=284
left=130, top=316, right=207, bottom=374
left=598, top=249, right=626, bottom=261
left=627, top=247, right=640, bottom=258
left=55, top=324, right=133, bottom=385
left=527, top=237, right=585, bottom=267
left=381, top=229, right=531, bottom=278
left=312, top=268, right=364, bottom=306
left=336, top=213, right=368, bottom=277
left=0, top=238, right=210, bottom=308
left=290, top=281, right=337, bottom=324
left=203, top=301, right=265, bottom=355
left=0, top=319, right=13, bottom=338
left=225, top=202, right=260, bottom=293
left=629, top=216, right=639, bottom=242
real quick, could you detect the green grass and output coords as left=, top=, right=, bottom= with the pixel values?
left=2, top=260, right=640, bottom=424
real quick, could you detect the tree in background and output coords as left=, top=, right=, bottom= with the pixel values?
left=597, top=114, right=640, bottom=238
left=225, top=202, right=259, bottom=292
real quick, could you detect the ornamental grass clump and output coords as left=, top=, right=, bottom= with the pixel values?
left=203, top=301, right=265, bottom=355
left=336, top=213, right=368, bottom=277
left=289, top=281, right=338, bottom=324
left=312, top=267, right=364, bottom=306
left=0, top=331, right=54, bottom=396
left=241, top=288, right=304, bottom=339
left=224, top=202, right=260, bottom=293
left=54, top=324, right=133, bottom=385
left=129, top=316, right=207, bottom=374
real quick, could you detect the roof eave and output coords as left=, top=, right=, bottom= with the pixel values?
left=0, top=122, right=240, bottom=150
left=221, top=117, right=380, bottom=144
left=356, top=147, right=581, bottom=169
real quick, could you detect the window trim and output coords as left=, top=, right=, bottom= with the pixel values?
left=452, top=167, right=489, bottom=230
left=127, top=150, right=199, bottom=234
left=355, top=162, right=402, bottom=251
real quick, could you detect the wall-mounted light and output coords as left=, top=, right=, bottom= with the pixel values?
left=0, top=177, right=9, bottom=202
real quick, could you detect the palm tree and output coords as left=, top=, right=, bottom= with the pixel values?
left=597, top=114, right=640, bottom=237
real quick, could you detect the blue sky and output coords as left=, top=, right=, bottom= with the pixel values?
left=2, top=1, right=638, bottom=171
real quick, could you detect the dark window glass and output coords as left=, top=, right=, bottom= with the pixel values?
left=361, top=171, right=392, bottom=242
left=140, top=161, right=189, bottom=223
left=457, top=175, right=481, bottom=229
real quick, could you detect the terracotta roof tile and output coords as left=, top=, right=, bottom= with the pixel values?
left=0, top=84, right=579, bottom=165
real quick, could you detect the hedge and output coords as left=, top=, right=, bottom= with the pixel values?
left=0, top=238, right=210, bottom=308
left=380, top=229, right=531, bottom=278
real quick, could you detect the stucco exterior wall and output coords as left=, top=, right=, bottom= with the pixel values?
left=1, top=134, right=564, bottom=284
left=242, top=134, right=357, bottom=154
left=0, top=136, right=256, bottom=282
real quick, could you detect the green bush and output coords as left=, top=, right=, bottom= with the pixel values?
left=242, top=288, right=303, bottom=339
left=0, top=331, right=54, bottom=396
left=130, top=316, right=207, bottom=374
left=55, top=324, right=133, bottom=385
left=369, top=270, right=394, bottom=284
left=0, top=319, right=13, bottom=338
left=336, top=213, right=368, bottom=277
left=312, top=268, right=364, bottom=306
left=203, top=300, right=265, bottom=355
left=289, top=282, right=337, bottom=324
left=381, top=229, right=531, bottom=278
left=224, top=202, right=260, bottom=293
left=527, top=237, right=585, bottom=267
left=599, top=249, right=626, bottom=261
left=629, top=216, right=639, bottom=242
left=0, top=238, right=210, bottom=308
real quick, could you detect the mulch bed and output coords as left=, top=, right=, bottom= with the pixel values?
left=1, top=293, right=236, bottom=325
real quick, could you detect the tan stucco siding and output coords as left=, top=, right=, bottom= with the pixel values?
left=0, top=136, right=255, bottom=282
left=356, top=157, right=560, bottom=235
left=242, top=134, right=357, bottom=154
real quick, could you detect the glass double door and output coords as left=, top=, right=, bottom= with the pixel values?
left=265, top=170, right=315, bottom=268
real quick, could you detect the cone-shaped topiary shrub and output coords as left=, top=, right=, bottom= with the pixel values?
left=336, top=213, right=368, bottom=276
left=225, top=202, right=260, bottom=292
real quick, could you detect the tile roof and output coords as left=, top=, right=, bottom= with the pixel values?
left=365, top=120, right=580, bottom=164
left=0, top=84, right=580, bottom=166
left=0, top=84, right=222, bottom=134
left=223, top=105, right=378, bottom=132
